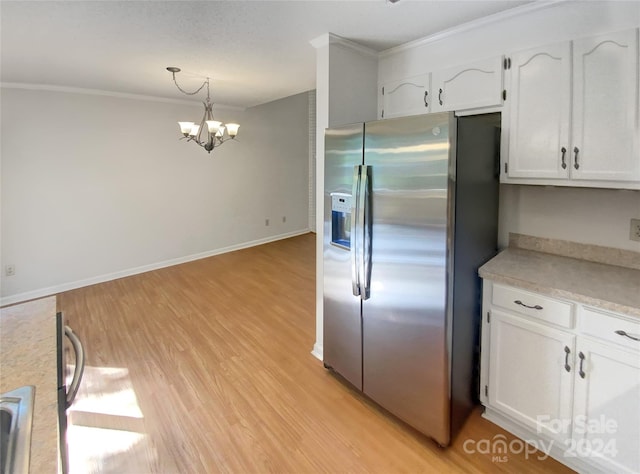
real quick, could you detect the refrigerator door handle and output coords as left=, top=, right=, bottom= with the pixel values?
left=361, top=165, right=372, bottom=300
left=351, top=165, right=362, bottom=296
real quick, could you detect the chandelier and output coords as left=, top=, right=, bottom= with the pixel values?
left=167, top=67, right=240, bottom=153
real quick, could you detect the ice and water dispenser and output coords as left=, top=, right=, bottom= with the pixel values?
left=330, top=192, right=352, bottom=250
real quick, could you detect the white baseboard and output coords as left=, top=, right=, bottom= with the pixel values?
left=1, top=229, right=310, bottom=307
left=311, top=343, right=323, bottom=361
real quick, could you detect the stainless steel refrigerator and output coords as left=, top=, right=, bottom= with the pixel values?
left=323, top=112, right=499, bottom=446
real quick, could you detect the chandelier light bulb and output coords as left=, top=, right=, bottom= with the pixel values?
left=206, top=120, right=222, bottom=133
left=178, top=121, right=195, bottom=136
left=226, top=123, right=240, bottom=137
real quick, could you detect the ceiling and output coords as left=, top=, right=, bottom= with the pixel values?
left=1, top=0, right=531, bottom=109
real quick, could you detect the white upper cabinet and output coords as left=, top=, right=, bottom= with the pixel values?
left=379, top=74, right=430, bottom=119
left=503, top=28, right=640, bottom=188
left=504, top=42, right=572, bottom=179
left=431, top=56, right=504, bottom=113
left=571, top=29, right=640, bottom=182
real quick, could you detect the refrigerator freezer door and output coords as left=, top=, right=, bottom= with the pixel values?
left=323, top=124, right=364, bottom=390
left=362, top=113, right=454, bottom=445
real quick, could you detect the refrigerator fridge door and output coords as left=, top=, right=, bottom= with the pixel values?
left=361, top=113, right=455, bottom=445
left=323, top=123, right=364, bottom=390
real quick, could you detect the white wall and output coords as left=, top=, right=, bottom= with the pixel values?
left=0, top=87, right=311, bottom=304
left=499, top=185, right=640, bottom=252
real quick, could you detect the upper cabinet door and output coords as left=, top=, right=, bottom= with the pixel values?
left=505, top=42, right=572, bottom=179
left=571, top=29, right=640, bottom=182
left=380, top=74, right=430, bottom=119
left=431, top=56, right=503, bottom=112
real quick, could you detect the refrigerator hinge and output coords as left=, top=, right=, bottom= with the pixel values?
left=487, top=311, right=491, bottom=323
left=485, top=385, right=489, bottom=397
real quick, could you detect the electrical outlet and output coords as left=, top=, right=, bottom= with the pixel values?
left=265, top=218, right=270, bottom=226
left=5, top=264, right=15, bottom=276
left=630, top=219, right=640, bottom=242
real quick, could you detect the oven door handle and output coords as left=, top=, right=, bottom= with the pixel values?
left=64, top=325, right=85, bottom=408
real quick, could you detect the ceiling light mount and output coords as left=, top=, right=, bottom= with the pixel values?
left=167, top=66, right=239, bottom=154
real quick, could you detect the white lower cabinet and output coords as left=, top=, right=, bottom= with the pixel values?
left=571, top=337, right=640, bottom=473
left=489, top=309, right=575, bottom=442
left=481, top=280, right=640, bottom=473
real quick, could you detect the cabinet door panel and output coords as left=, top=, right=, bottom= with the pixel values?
left=572, top=28, right=640, bottom=182
left=505, top=42, right=571, bottom=179
left=573, top=338, right=640, bottom=474
left=489, top=309, right=575, bottom=441
left=432, top=56, right=503, bottom=112
left=380, top=74, right=430, bottom=119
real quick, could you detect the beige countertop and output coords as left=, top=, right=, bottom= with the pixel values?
left=479, top=247, right=640, bottom=318
left=0, top=296, right=59, bottom=473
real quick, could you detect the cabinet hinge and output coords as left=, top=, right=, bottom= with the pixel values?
left=504, top=162, right=508, bottom=174
left=484, top=385, right=488, bottom=397
left=502, top=90, right=507, bottom=101
left=487, top=311, right=491, bottom=323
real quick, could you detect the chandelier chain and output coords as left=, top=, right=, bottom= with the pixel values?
left=171, top=71, right=209, bottom=97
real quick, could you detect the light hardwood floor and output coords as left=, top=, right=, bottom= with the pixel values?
left=58, top=233, right=573, bottom=473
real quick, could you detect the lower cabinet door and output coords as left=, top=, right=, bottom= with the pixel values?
left=488, top=309, right=575, bottom=441
left=572, top=337, right=640, bottom=474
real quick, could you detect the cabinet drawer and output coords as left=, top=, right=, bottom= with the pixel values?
left=580, top=307, right=640, bottom=352
left=492, top=283, right=574, bottom=328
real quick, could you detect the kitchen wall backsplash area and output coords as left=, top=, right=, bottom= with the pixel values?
left=498, top=184, right=640, bottom=253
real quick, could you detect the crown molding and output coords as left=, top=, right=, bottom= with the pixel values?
left=379, top=0, right=565, bottom=58
left=309, top=33, right=378, bottom=58
left=0, top=82, right=246, bottom=111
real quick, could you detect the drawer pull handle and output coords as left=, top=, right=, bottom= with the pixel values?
left=514, top=300, right=543, bottom=310
left=564, top=346, right=571, bottom=372
left=578, top=351, right=586, bottom=379
left=615, top=330, right=640, bottom=342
